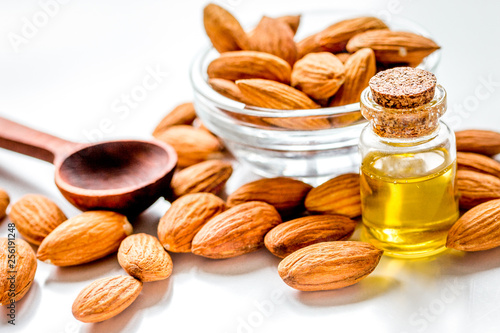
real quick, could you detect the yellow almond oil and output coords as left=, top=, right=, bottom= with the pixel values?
left=360, top=148, right=459, bottom=258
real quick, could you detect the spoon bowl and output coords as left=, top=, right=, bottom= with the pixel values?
left=0, top=117, right=177, bottom=216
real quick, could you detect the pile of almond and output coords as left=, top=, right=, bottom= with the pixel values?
left=202, top=4, right=440, bottom=129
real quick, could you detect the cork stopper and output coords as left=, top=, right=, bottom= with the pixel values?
left=369, top=67, right=437, bottom=109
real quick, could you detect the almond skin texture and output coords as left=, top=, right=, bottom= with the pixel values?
left=455, top=130, right=500, bottom=156
left=9, top=194, right=67, bottom=245
left=207, top=51, right=292, bottom=84
left=305, top=173, right=361, bottom=218
left=346, top=30, right=440, bottom=66
left=297, top=17, right=388, bottom=58
left=170, top=160, right=233, bottom=198
left=158, top=193, right=226, bottom=252
left=152, top=102, right=197, bottom=137
left=192, top=201, right=282, bottom=259
left=264, top=215, right=357, bottom=258
left=118, top=234, right=173, bottom=282
left=203, top=3, right=249, bottom=53
left=208, top=78, right=250, bottom=104
left=329, top=48, right=377, bottom=106
left=155, top=125, right=223, bottom=167
left=447, top=199, right=500, bottom=251
left=0, top=188, right=9, bottom=220
left=457, top=170, right=500, bottom=209
left=291, top=52, right=346, bottom=100
left=278, top=241, right=383, bottom=291
left=236, top=79, right=320, bottom=110
left=37, top=211, right=133, bottom=266
left=72, top=275, right=142, bottom=323
left=247, top=16, right=297, bottom=66
left=457, top=152, right=500, bottom=179
left=0, top=238, right=37, bottom=305
left=227, top=177, right=313, bottom=216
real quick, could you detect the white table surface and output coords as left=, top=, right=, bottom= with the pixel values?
left=1, top=0, right=500, bottom=332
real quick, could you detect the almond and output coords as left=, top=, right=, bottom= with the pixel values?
left=346, top=30, right=440, bottom=66
left=208, top=78, right=250, bottom=104
left=456, top=130, right=500, bottom=156
left=247, top=16, right=297, bottom=66
left=207, top=51, right=292, bottom=84
left=192, top=201, right=282, bottom=259
left=447, top=199, right=500, bottom=251
left=203, top=3, right=249, bottom=53
left=329, top=48, right=377, bottom=106
left=118, top=233, right=173, bottom=282
left=0, top=238, right=37, bottom=305
left=227, top=177, right=312, bottom=216
left=305, top=173, right=361, bottom=218
left=0, top=188, right=9, bottom=220
left=37, top=211, right=133, bottom=266
left=457, top=152, right=500, bottom=179
left=9, top=194, right=67, bottom=245
left=264, top=215, right=357, bottom=258
left=335, top=53, right=351, bottom=64
left=155, top=125, right=224, bottom=167
left=276, top=15, right=301, bottom=35
left=170, top=160, right=233, bottom=198
left=457, top=170, right=500, bottom=209
left=278, top=241, right=383, bottom=291
left=158, top=193, right=226, bottom=253
left=72, top=275, right=142, bottom=323
left=236, top=79, right=320, bottom=110
left=291, top=52, right=346, bottom=100
left=297, top=17, right=388, bottom=58
left=152, top=102, right=197, bottom=137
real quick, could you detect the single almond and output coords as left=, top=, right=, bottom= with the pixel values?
left=264, top=215, right=357, bottom=258
left=447, top=199, right=500, bottom=251
left=278, top=241, right=383, bottom=291
left=297, top=17, right=388, bottom=58
left=247, top=16, right=297, bottom=66
left=158, top=193, right=226, bottom=253
left=276, top=15, right=301, bottom=35
left=155, top=125, right=224, bottom=167
left=236, top=79, right=320, bottom=110
left=37, top=211, right=133, bottom=266
left=170, top=160, right=233, bottom=198
left=346, top=30, right=440, bottom=66
left=207, top=51, right=292, bottom=84
left=227, top=177, right=312, bottom=216
left=152, top=102, right=197, bottom=137
left=9, top=194, right=67, bottom=245
left=457, top=170, right=500, bottom=210
left=0, top=238, right=37, bottom=305
left=455, top=130, right=500, bottom=156
left=192, top=201, right=282, bottom=259
left=457, top=152, right=500, bottom=178
left=72, top=275, right=142, bottom=323
left=118, top=233, right=173, bottom=282
left=0, top=188, right=9, bottom=220
left=329, top=48, right=377, bottom=106
left=203, top=3, right=249, bottom=53
left=291, top=52, right=346, bottom=100
left=305, top=173, right=361, bottom=218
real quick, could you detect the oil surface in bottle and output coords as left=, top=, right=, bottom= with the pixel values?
left=360, top=147, right=459, bottom=258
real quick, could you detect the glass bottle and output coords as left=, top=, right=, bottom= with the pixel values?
left=358, top=67, right=459, bottom=258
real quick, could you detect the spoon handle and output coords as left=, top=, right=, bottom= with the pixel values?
left=0, top=116, right=78, bottom=164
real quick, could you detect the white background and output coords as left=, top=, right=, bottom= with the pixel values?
left=1, top=0, right=500, bottom=332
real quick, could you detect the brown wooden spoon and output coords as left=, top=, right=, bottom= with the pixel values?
left=0, top=116, right=177, bottom=216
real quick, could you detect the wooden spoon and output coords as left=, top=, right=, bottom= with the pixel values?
left=0, top=116, right=177, bottom=216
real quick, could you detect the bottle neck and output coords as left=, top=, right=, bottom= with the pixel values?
left=370, top=122, right=442, bottom=146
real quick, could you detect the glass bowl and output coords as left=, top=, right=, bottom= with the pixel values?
left=190, top=12, right=440, bottom=184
